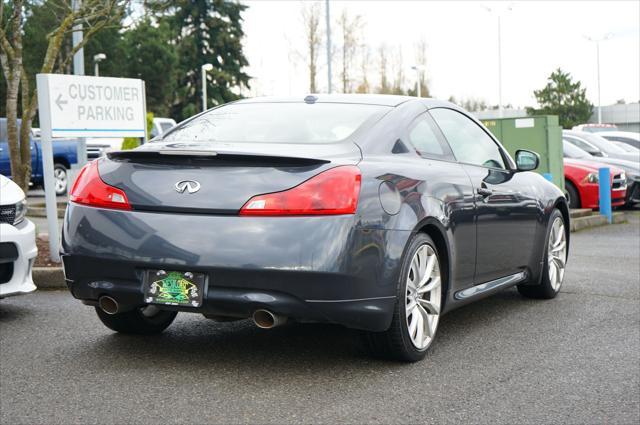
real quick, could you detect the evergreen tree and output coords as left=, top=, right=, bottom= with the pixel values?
left=121, top=19, right=177, bottom=117
left=154, top=0, right=251, bottom=120
left=527, top=68, right=593, bottom=129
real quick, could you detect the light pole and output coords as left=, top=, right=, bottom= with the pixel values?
left=325, top=0, right=332, bottom=94
left=201, top=63, right=213, bottom=112
left=482, top=4, right=512, bottom=118
left=585, top=33, right=613, bottom=124
left=93, top=53, right=106, bottom=76
left=411, top=65, right=425, bottom=97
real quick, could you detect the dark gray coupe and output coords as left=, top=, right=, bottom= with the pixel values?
left=62, top=95, right=569, bottom=362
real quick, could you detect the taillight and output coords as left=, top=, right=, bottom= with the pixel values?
left=239, top=166, right=361, bottom=216
left=69, top=160, right=131, bottom=210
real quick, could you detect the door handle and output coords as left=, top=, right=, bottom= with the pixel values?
left=476, top=187, right=493, bottom=197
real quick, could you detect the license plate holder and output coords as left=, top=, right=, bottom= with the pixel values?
left=143, top=270, right=206, bottom=307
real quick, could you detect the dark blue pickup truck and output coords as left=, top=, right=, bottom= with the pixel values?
left=0, top=118, right=78, bottom=195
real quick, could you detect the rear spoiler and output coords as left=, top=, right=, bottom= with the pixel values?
left=107, top=150, right=330, bottom=166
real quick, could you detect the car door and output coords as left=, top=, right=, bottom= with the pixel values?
left=429, top=107, right=540, bottom=284
left=403, top=112, right=477, bottom=290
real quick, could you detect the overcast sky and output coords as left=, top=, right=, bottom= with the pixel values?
left=241, top=1, right=640, bottom=108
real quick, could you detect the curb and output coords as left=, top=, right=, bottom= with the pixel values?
left=33, top=267, right=66, bottom=288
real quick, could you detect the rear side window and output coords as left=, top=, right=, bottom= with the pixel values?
left=405, top=114, right=454, bottom=160
left=162, top=103, right=390, bottom=144
left=430, top=108, right=506, bottom=169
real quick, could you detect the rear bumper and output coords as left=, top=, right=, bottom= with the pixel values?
left=0, top=220, right=37, bottom=298
left=61, top=204, right=409, bottom=331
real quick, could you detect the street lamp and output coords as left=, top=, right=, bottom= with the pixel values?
left=585, top=33, right=613, bottom=124
left=93, top=53, right=106, bottom=77
left=482, top=4, right=513, bottom=118
left=201, top=63, right=214, bottom=112
left=411, top=65, right=426, bottom=98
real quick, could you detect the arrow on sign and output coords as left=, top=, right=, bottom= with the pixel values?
left=55, top=93, right=68, bottom=111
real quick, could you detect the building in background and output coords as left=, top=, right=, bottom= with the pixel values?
left=474, top=103, right=639, bottom=132
left=588, top=103, right=640, bottom=132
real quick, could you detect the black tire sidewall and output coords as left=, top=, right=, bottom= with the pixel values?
left=394, top=233, right=442, bottom=361
left=95, top=307, right=177, bottom=334
left=565, top=180, right=580, bottom=209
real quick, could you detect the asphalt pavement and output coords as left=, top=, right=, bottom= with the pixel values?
left=1, top=215, right=639, bottom=424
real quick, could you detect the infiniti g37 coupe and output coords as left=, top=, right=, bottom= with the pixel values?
left=61, top=95, right=570, bottom=362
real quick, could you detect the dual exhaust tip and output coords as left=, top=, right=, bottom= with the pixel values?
left=98, top=296, right=119, bottom=315
left=99, top=296, right=286, bottom=330
left=252, top=309, right=287, bottom=329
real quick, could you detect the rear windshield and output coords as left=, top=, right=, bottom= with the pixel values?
left=161, top=103, right=389, bottom=144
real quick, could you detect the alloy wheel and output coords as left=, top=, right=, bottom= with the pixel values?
left=548, top=217, right=567, bottom=291
left=405, top=244, right=442, bottom=350
left=54, top=167, right=67, bottom=195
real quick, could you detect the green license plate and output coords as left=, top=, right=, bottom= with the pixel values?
left=143, top=270, right=206, bottom=307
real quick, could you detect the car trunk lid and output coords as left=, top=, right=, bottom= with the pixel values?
left=99, top=141, right=361, bottom=213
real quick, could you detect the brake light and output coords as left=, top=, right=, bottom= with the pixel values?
left=239, top=166, right=361, bottom=216
left=69, top=160, right=131, bottom=210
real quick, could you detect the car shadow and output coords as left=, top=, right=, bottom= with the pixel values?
left=0, top=301, right=32, bottom=324
left=70, top=287, right=538, bottom=374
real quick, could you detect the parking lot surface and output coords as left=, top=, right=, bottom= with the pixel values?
left=1, top=214, right=639, bottom=424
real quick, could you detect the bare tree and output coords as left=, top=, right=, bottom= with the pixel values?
left=301, top=2, right=322, bottom=93
left=377, top=44, right=390, bottom=94
left=337, top=9, right=362, bottom=93
left=391, top=46, right=404, bottom=95
left=413, top=38, right=429, bottom=97
left=355, top=44, right=371, bottom=94
left=0, top=0, right=127, bottom=191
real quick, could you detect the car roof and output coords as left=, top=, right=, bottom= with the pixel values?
left=235, top=94, right=455, bottom=109
left=597, top=131, right=640, bottom=140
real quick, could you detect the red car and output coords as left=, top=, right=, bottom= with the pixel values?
left=564, top=158, right=627, bottom=209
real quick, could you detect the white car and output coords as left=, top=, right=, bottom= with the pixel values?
left=150, top=117, right=177, bottom=139
left=0, top=175, right=37, bottom=298
left=596, top=130, right=640, bottom=150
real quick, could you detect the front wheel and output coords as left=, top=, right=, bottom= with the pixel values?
left=518, top=209, right=567, bottom=299
left=362, top=233, right=443, bottom=362
left=95, top=305, right=178, bottom=334
left=565, top=180, right=580, bottom=209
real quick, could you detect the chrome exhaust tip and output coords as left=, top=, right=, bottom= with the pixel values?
left=252, top=309, right=287, bottom=329
left=98, top=296, right=119, bottom=315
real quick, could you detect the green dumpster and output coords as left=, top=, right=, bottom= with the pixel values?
left=481, top=115, right=564, bottom=192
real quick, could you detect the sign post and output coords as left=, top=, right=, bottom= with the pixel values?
left=36, top=74, right=146, bottom=261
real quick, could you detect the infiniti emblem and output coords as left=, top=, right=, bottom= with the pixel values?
left=175, top=180, right=201, bottom=194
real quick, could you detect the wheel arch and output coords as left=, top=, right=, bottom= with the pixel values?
left=53, top=156, right=70, bottom=169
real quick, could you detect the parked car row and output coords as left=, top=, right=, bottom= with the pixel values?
left=1, top=118, right=78, bottom=196
left=562, top=129, right=640, bottom=209
left=1, top=117, right=178, bottom=193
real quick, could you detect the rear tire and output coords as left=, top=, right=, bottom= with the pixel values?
left=565, top=180, right=580, bottom=209
left=362, top=233, right=444, bottom=362
left=95, top=306, right=177, bottom=334
left=518, top=209, right=567, bottom=299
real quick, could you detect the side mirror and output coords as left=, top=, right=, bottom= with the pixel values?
left=515, top=149, right=539, bottom=171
